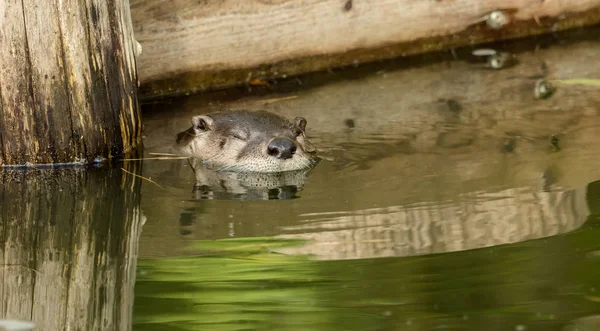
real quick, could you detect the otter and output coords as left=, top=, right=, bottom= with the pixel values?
left=173, top=110, right=318, bottom=173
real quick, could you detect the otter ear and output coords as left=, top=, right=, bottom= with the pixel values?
left=294, top=117, right=307, bottom=132
left=191, top=115, right=214, bottom=132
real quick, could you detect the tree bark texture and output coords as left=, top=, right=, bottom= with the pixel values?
left=0, top=0, right=141, bottom=166
left=0, top=162, right=144, bottom=331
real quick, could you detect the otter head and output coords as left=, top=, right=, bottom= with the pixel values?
left=174, top=110, right=318, bottom=173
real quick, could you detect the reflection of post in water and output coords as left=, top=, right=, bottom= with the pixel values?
left=0, top=162, right=144, bottom=331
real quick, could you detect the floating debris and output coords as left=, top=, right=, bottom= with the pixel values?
left=120, top=156, right=189, bottom=161
left=486, top=10, right=509, bottom=29
left=549, top=135, right=560, bottom=151
left=487, top=52, right=514, bottom=69
left=446, top=99, right=463, bottom=113
left=472, top=49, right=515, bottom=69
left=534, top=79, right=554, bottom=99
left=472, top=48, right=498, bottom=57
left=344, top=0, right=352, bottom=11
left=502, top=137, right=516, bottom=153
left=344, top=118, right=356, bottom=128
left=121, top=167, right=164, bottom=189
left=259, top=95, right=298, bottom=104
left=149, top=152, right=178, bottom=156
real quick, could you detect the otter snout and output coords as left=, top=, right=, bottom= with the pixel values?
left=175, top=110, right=317, bottom=172
left=267, top=137, right=297, bottom=160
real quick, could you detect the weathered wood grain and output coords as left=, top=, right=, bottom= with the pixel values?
left=130, top=0, right=600, bottom=98
left=0, top=0, right=141, bottom=166
left=0, top=0, right=38, bottom=164
left=0, top=164, right=143, bottom=330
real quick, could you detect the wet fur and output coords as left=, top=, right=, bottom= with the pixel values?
left=173, top=110, right=318, bottom=173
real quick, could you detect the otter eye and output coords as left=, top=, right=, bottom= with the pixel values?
left=231, top=132, right=247, bottom=141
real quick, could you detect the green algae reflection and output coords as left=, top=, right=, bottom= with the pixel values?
left=133, top=220, right=600, bottom=331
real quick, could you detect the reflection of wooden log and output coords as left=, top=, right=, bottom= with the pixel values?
left=130, top=0, right=600, bottom=98
left=0, top=163, right=143, bottom=330
left=276, top=186, right=590, bottom=260
left=0, top=1, right=141, bottom=165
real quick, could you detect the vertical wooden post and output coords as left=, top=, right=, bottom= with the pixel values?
left=0, top=0, right=141, bottom=165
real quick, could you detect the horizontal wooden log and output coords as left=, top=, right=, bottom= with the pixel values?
left=130, top=0, right=600, bottom=99
left=0, top=0, right=142, bottom=166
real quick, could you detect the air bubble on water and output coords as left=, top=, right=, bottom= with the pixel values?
left=515, top=324, right=527, bottom=331
left=383, top=310, right=392, bottom=317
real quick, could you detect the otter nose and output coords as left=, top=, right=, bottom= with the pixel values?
left=267, top=137, right=297, bottom=160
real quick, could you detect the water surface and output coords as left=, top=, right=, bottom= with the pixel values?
left=134, top=34, right=600, bottom=330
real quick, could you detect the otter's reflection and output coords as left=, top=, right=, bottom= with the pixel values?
left=187, top=158, right=317, bottom=200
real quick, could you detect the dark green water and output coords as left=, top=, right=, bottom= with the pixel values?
left=132, top=212, right=600, bottom=331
